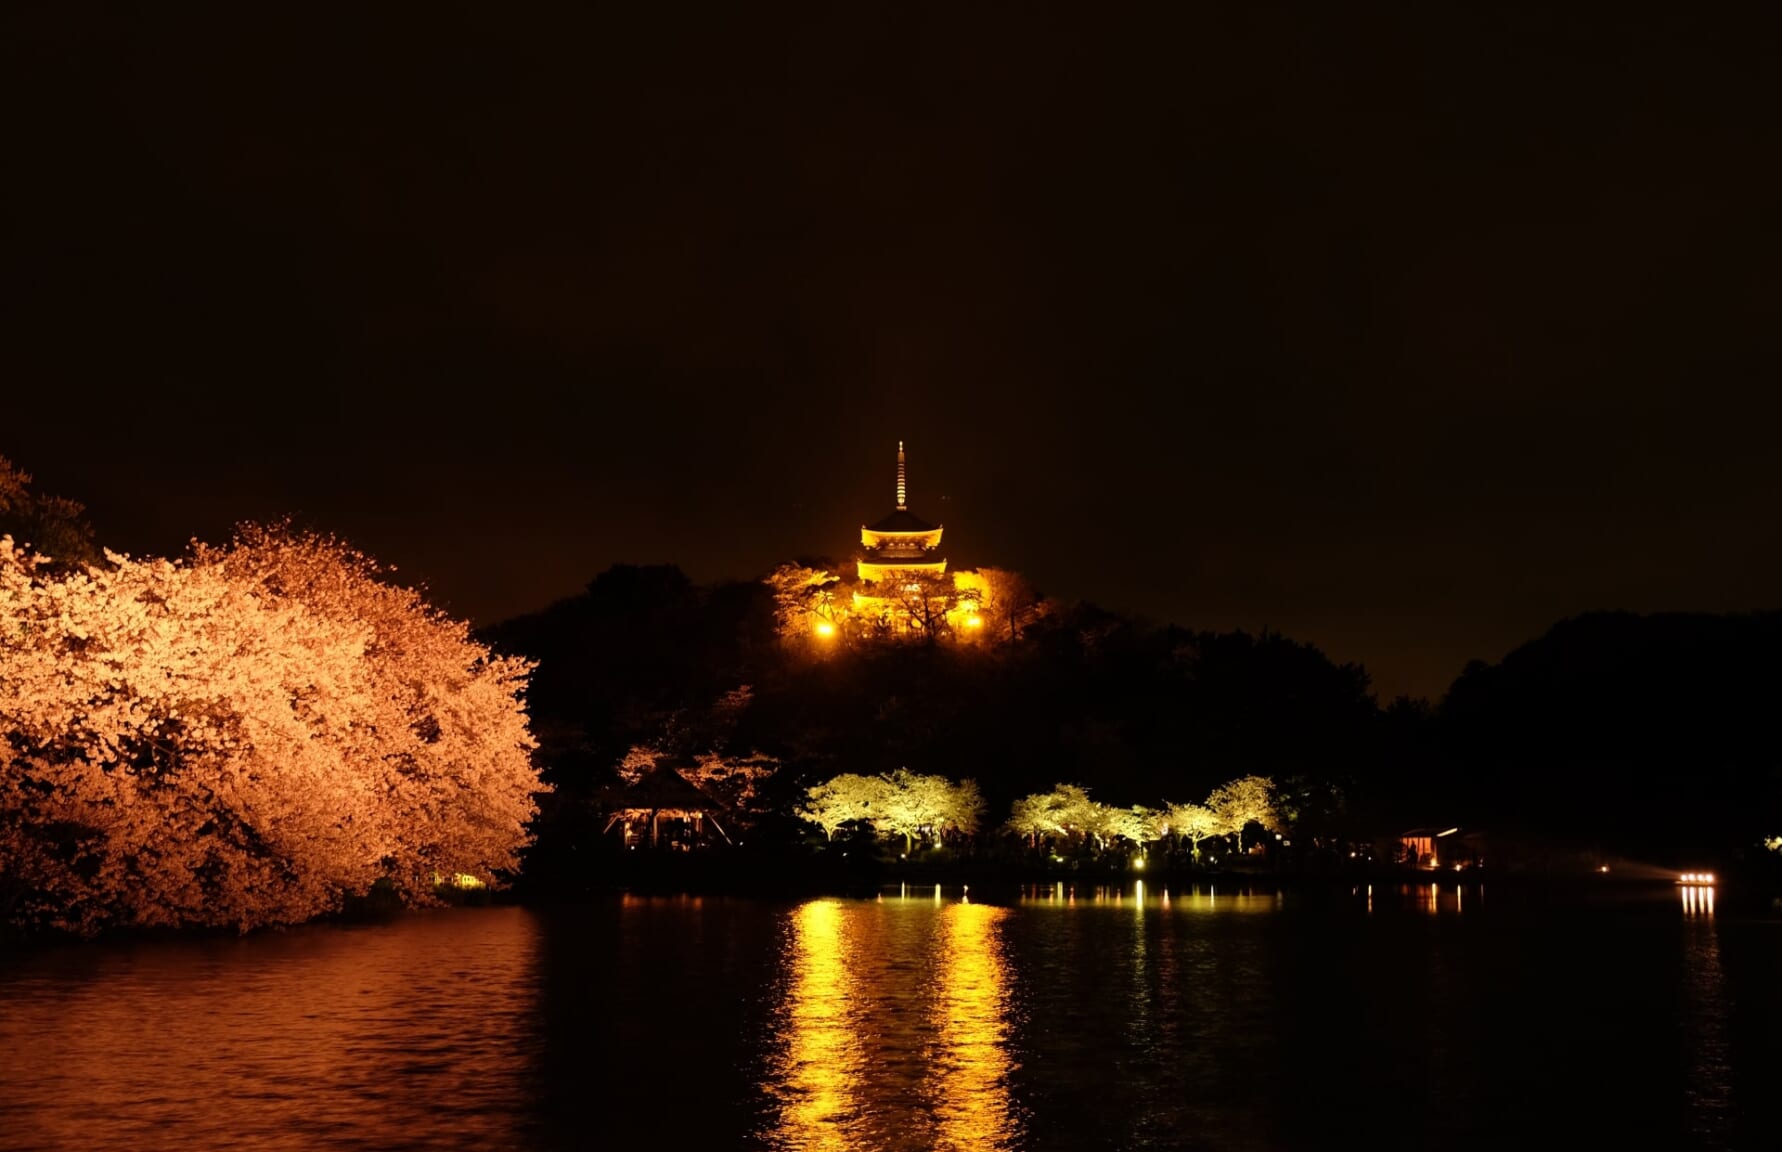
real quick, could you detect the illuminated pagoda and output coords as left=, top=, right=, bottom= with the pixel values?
left=857, top=441, right=946, bottom=584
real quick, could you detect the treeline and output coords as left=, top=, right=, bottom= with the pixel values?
left=489, top=563, right=1782, bottom=888
left=799, top=771, right=1280, bottom=867
left=1438, top=612, right=1782, bottom=861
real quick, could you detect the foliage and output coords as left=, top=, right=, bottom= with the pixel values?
left=0, top=456, right=100, bottom=571
left=765, top=564, right=843, bottom=645
left=0, top=527, right=544, bottom=934
left=1098, top=804, right=1165, bottom=848
left=796, top=773, right=885, bottom=840
left=688, top=749, right=779, bottom=812
left=1206, top=775, right=1279, bottom=850
left=970, top=567, right=1049, bottom=645
left=1004, top=779, right=1272, bottom=861
left=1164, top=803, right=1227, bottom=856
left=1439, top=611, right=1782, bottom=857
left=765, top=561, right=1048, bottom=649
left=615, top=744, right=663, bottom=786
left=1004, top=784, right=1098, bottom=847
left=796, top=768, right=983, bottom=851
left=866, top=571, right=958, bottom=644
left=872, top=768, right=962, bottom=851
left=493, top=563, right=1406, bottom=884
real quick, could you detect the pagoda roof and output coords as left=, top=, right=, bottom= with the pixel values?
left=866, top=508, right=938, bottom=534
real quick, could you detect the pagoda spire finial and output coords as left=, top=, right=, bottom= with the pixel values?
left=896, top=441, right=907, bottom=510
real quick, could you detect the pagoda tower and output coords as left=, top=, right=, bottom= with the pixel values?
left=857, top=441, right=946, bottom=583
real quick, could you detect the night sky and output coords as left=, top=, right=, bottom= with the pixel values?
left=5, top=5, right=1778, bottom=699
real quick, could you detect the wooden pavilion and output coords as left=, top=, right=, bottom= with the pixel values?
left=602, top=762, right=733, bottom=851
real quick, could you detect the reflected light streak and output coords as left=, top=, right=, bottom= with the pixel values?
left=771, top=900, right=863, bottom=1151
left=1015, top=885, right=1278, bottom=915
left=1680, top=884, right=1730, bottom=1139
left=930, top=903, right=1019, bottom=1151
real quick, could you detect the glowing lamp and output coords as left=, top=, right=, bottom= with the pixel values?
left=814, top=620, right=836, bottom=638
left=965, top=614, right=984, bottom=629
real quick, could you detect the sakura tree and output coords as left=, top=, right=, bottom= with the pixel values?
left=1003, top=784, right=1099, bottom=850
left=872, top=768, right=973, bottom=853
left=0, top=527, right=544, bottom=934
left=1164, top=802, right=1227, bottom=860
left=796, top=769, right=983, bottom=851
left=1206, top=775, right=1279, bottom=853
left=1098, top=805, right=1166, bottom=851
left=796, top=773, right=887, bottom=840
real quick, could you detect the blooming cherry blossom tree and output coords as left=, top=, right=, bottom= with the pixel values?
left=0, top=527, right=544, bottom=934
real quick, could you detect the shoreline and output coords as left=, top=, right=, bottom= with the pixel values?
left=6, top=863, right=1770, bottom=950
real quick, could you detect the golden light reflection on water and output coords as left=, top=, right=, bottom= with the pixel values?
left=767, top=896, right=1018, bottom=1152
left=929, top=903, right=1018, bottom=1151
left=1019, top=884, right=1276, bottom=914
left=772, top=900, right=863, bottom=1151
left=0, top=909, right=541, bottom=1152
left=1351, top=882, right=1479, bottom=914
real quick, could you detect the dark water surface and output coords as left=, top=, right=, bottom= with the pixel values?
left=3, top=883, right=1779, bottom=1150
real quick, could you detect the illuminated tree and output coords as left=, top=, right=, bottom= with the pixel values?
left=200, top=526, right=543, bottom=899
left=796, top=773, right=886, bottom=841
left=881, top=571, right=958, bottom=644
left=688, top=749, right=779, bottom=813
left=3, top=539, right=364, bottom=932
left=1099, top=805, right=1165, bottom=849
left=0, top=527, right=544, bottom=935
left=1207, top=775, right=1278, bottom=853
left=971, top=567, right=1048, bottom=645
left=1164, top=802, right=1227, bottom=860
left=615, top=744, right=664, bottom=786
left=799, top=769, right=983, bottom=852
left=1004, top=784, right=1098, bottom=849
left=1006, top=794, right=1059, bottom=849
left=765, top=563, right=844, bottom=644
left=873, top=768, right=960, bottom=852
left=943, top=777, right=986, bottom=840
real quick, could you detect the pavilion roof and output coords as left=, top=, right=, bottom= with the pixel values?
left=610, top=762, right=726, bottom=813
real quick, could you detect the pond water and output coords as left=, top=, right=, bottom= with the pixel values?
left=1, top=882, right=1778, bottom=1150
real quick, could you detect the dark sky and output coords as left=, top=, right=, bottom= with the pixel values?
left=4, top=5, right=1779, bottom=699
